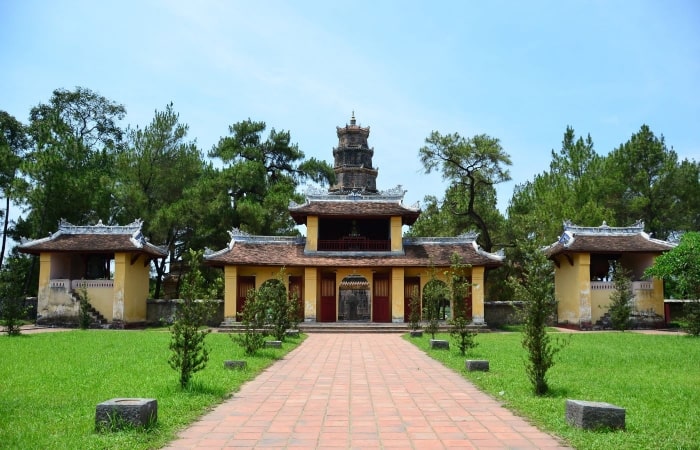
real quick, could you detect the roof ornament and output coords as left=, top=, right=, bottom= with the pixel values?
left=350, top=111, right=356, bottom=126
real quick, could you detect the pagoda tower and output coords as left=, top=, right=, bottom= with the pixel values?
left=329, top=113, right=378, bottom=194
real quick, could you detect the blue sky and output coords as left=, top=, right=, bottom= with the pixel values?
left=2, top=0, right=699, bottom=214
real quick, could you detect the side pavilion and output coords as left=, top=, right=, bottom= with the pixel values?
left=205, top=115, right=504, bottom=325
left=545, top=221, right=676, bottom=328
left=18, top=219, right=167, bottom=327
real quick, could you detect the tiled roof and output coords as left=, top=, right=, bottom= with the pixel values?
left=18, top=220, right=167, bottom=257
left=289, top=200, right=420, bottom=225
left=544, top=221, right=676, bottom=257
left=205, top=239, right=503, bottom=269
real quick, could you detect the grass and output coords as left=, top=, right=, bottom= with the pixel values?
left=407, top=331, right=700, bottom=449
left=0, top=329, right=303, bottom=450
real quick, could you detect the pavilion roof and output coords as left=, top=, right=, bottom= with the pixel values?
left=204, top=230, right=503, bottom=268
left=18, top=219, right=167, bottom=258
left=544, top=221, right=676, bottom=258
left=288, top=186, right=421, bottom=225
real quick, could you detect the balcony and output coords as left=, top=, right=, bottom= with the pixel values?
left=318, top=238, right=390, bottom=251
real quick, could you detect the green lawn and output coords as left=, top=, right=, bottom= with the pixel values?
left=0, top=330, right=302, bottom=450
left=408, top=331, right=700, bottom=450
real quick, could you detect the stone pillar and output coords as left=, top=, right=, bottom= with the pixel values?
left=112, top=253, right=126, bottom=323
left=391, top=267, right=405, bottom=323
left=577, top=253, right=592, bottom=325
left=304, top=267, right=318, bottom=321
left=390, top=216, right=402, bottom=252
left=306, top=216, right=318, bottom=251
left=471, top=266, right=486, bottom=325
left=223, top=266, right=238, bottom=319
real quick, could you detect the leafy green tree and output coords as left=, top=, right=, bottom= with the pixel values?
left=508, top=238, right=565, bottom=396
left=210, top=119, right=335, bottom=235
left=0, top=111, right=30, bottom=270
left=407, top=286, right=422, bottom=332
left=260, top=275, right=291, bottom=342
left=507, top=126, right=609, bottom=247
left=0, top=252, right=32, bottom=335
left=599, top=125, right=695, bottom=239
left=115, top=103, right=209, bottom=298
left=417, top=132, right=510, bottom=252
left=423, top=273, right=448, bottom=339
left=17, top=87, right=125, bottom=241
left=236, top=288, right=268, bottom=356
left=608, top=262, right=633, bottom=331
left=168, top=249, right=216, bottom=388
left=645, top=232, right=700, bottom=335
left=447, top=254, right=478, bottom=356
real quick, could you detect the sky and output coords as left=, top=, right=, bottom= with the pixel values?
left=2, top=0, right=699, bottom=217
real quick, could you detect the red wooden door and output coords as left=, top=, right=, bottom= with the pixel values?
left=320, top=276, right=336, bottom=322
left=236, top=276, right=256, bottom=319
left=289, top=276, right=303, bottom=320
left=373, top=276, right=391, bottom=323
left=404, top=277, right=421, bottom=322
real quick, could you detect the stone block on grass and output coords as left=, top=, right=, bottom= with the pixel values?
left=566, top=399, right=625, bottom=430
left=285, top=330, right=300, bottom=338
left=465, top=360, right=490, bottom=372
left=224, top=360, right=247, bottom=369
left=265, top=340, right=282, bottom=348
left=429, top=339, right=449, bottom=349
left=96, top=398, right=157, bottom=430
left=410, top=330, right=423, bottom=337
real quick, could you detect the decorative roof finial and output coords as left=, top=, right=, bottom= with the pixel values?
left=350, top=111, right=356, bottom=126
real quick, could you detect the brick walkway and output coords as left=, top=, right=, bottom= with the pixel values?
left=164, top=333, right=570, bottom=449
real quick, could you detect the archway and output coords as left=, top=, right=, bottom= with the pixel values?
left=338, top=275, right=370, bottom=321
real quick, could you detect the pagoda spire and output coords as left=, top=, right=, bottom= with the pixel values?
left=330, top=114, right=378, bottom=194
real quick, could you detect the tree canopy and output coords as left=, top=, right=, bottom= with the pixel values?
left=209, top=119, right=335, bottom=235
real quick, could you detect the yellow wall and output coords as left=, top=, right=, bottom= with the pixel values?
left=555, top=253, right=591, bottom=325
left=390, top=216, right=402, bottom=251
left=590, top=288, right=609, bottom=324
left=113, top=252, right=151, bottom=322
left=83, top=283, right=114, bottom=321
left=306, top=216, right=318, bottom=251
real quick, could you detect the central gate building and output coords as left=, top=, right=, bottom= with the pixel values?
left=205, top=115, right=504, bottom=324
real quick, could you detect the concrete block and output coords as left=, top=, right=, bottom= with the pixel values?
left=96, top=398, right=157, bottom=430
left=265, top=340, right=282, bottom=348
left=410, top=330, right=423, bottom=338
left=224, top=360, right=247, bottom=369
left=285, top=330, right=300, bottom=338
left=566, top=399, right=625, bottom=430
left=429, top=339, right=449, bottom=349
left=465, top=360, right=490, bottom=372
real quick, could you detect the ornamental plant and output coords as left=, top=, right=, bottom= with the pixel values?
left=168, top=249, right=216, bottom=388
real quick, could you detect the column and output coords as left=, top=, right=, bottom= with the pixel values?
left=471, top=266, right=486, bottom=325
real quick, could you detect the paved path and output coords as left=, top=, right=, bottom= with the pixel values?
left=164, top=333, right=569, bottom=449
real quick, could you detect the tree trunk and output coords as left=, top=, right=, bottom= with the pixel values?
left=0, top=195, right=9, bottom=269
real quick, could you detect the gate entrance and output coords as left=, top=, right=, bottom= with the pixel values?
left=338, top=275, right=370, bottom=321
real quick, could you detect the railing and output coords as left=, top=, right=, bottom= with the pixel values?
left=49, top=279, right=71, bottom=289
left=72, top=279, right=114, bottom=290
left=317, top=239, right=391, bottom=251
left=48, top=279, right=114, bottom=289
left=590, top=281, right=654, bottom=291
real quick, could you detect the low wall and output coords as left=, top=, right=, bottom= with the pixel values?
left=484, top=301, right=524, bottom=328
left=146, top=299, right=224, bottom=327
